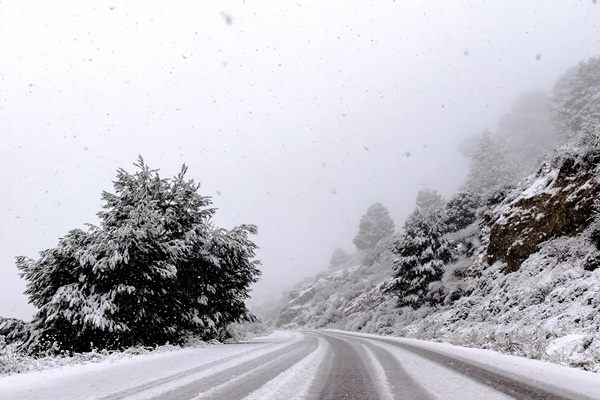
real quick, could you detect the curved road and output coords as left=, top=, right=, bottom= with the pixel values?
left=1, top=330, right=599, bottom=400
left=310, top=331, right=589, bottom=400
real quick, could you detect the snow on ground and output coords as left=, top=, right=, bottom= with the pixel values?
left=546, top=334, right=592, bottom=358
left=331, top=330, right=600, bottom=399
left=3, top=329, right=600, bottom=399
left=519, top=169, right=559, bottom=200
left=359, top=343, right=396, bottom=400
left=0, top=331, right=301, bottom=400
left=241, top=334, right=328, bottom=400
left=399, top=234, right=600, bottom=372
left=366, top=339, right=512, bottom=400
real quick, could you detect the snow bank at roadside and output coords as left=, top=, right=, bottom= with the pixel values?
left=0, top=342, right=188, bottom=376
left=1, top=322, right=272, bottom=376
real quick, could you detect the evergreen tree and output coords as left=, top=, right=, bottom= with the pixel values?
left=443, top=192, right=482, bottom=232
left=353, top=203, right=395, bottom=251
left=180, top=224, right=260, bottom=339
left=415, top=189, right=445, bottom=215
left=550, top=56, right=600, bottom=140
left=329, top=247, right=350, bottom=269
left=463, top=131, right=515, bottom=195
left=496, top=91, right=557, bottom=176
left=389, top=209, right=452, bottom=309
left=17, top=157, right=260, bottom=353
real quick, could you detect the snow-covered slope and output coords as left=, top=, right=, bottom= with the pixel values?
left=269, top=150, right=600, bottom=372
left=486, top=154, right=600, bottom=273
left=272, top=249, right=397, bottom=332
left=405, top=151, right=600, bottom=371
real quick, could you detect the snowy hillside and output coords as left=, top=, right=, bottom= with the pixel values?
left=406, top=150, right=600, bottom=371
left=266, top=146, right=600, bottom=372
left=263, top=56, right=600, bottom=373
left=269, top=244, right=397, bottom=332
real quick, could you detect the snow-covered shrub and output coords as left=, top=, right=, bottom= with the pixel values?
left=315, top=307, right=344, bottom=328
left=344, top=312, right=372, bottom=332
left=181, top=337, right=206, bottom=347
left=0, top=339, right=208, bottom=376
left=586, top=198, right=600, bottom=252
left=123, top=347, right=151, bottom=355
left=583, top=252, right=600, bottom=272
left=528, top=283, right=553, bottom=305
left=0, top=317, right=33, bottom=351
left=447, top=283, right=468, bottom=303
left=225, top=321, right=271, bottom=342
left=424, top=282, right=447, bottom=307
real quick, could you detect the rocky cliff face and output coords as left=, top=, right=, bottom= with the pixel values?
left=486, top=153, right=600, bottom=273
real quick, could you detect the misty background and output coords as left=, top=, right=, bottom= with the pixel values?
left=1, top=1, right=599, bottom=320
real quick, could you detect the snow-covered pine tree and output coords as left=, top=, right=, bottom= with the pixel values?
left=415, top=189, right=445, bottom=215
left=443, top=191, right=482, bottom=233
left=15, top=229, right=92, bottom=352
left=388, top=206, right=452, bottom=309
left=178, top=224, right=260, bottom=340
left=328, top=247, right=350, bottom=269
left=353, top=203, right=395, bottom=251
left=550, top=56, right=600, bottom=141
left=463, top=131, right=516, bottom=196
left=496, top=91, right=557, bottom=176
left=17, top=157, right=260, bottom=353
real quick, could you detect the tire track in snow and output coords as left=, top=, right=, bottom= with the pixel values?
left=333, top=331, right=588, bottom=400
left=99, top=332, right=306, bottom=400
left=240, top=334, right=329, bottom=400
left=358, top=343, right=396, bottom=400
left=377, top=337, right=585, bottom=400
left=319, top=330, right=434, bottom=400
left=359, top=341, right=434, bottom=400
left=155, top=333, right=318, bottom=399
left=361, top=337, right=509, bottom=400
left=315, top=332, right=379, bottom=400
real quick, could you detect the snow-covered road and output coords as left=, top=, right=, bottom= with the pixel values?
left=1, top=330, right=599, bottom=399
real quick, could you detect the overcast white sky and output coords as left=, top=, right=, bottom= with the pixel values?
left=1, top=1, right=599, bottom=319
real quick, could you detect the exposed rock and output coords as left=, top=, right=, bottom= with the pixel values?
left=487, top=154, right=600, bottom=273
